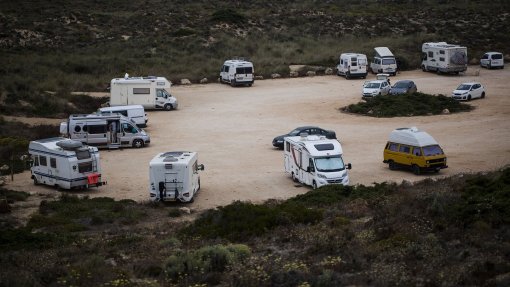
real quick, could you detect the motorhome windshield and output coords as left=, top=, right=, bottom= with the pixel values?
left=423, top=145, right=444, bottom=156
left=315, top=156, right=345, bottom=172
left=382, top=58, right=396, bottom=65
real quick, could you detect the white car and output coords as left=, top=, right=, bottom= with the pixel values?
left=451, top=82, right=485, bottom=101
left=362, top=80, right=390, bottom=99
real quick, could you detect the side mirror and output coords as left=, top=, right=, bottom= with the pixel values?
left=346, top=163, right=352, bottom=170
left=198, top=164, right=205, bottom=171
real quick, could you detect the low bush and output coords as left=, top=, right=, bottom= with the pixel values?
left=182, top=200, right=323, bottom=241
left=343, top=92, right=473, bottom=117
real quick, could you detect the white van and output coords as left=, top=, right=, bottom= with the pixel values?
left=98, top=105, right=148, bottom=128
left=284, top=135, right=351, bottom=189
left=60, top=114, right=150, bottom=149
left=480, top=52, right=504, bottom=69
left=29, top=137, right=106, bottom=189
left=110, top=75, right=178, bottom=111
left=220, top=59, right=254, bottom=87
left=336, top=53, right=368, bottom=79
left=370, top=47, right=397, bottom=75
left=149, top=151, right=205, bottom=202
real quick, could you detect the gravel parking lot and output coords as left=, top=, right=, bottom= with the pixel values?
left=6, top=67, right=510, bottom=211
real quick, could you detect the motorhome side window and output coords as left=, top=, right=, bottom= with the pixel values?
left=399, top=145, right=411, bottom=153
left=40, top=156, right=47, bottom=166
left=236, top=67, right=253, bottom=74
left=50, top=158, right=57, bottom=168
left=88, top=125, right=107, bottom=134
left=33, top=155, right=39, bottom=166
left=133, top=88, right=150, bottom=94
left=428, top=51, right=433, bottom=58
left=440, top=57, right=445, bottom=62
left=156, top=89, right=170, bottom=99
left=388, top=143, right=398, bottom=151
left=351, top=58, right=357, bottom=66
left=76, top=149, right=91, bottom=160
left=413, top=147, right=422, bottom=156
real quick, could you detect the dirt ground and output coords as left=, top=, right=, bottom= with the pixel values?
left=5, top=67, right=510, bottom=211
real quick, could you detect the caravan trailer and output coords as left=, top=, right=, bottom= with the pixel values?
left=60, top=114, right=150, bottom=149
left=149, top=151, right=205, bottom=202
left=421, top=42, right=467, bottom=74
left=336, top=53, right=368, bottom=79
left=220, top=59, right=254, bottom=87
left=370, top=47, right=397, bottom=75
left=109, top=75, right=178, bottom=111
left=29, top=137, right=106, bottom=189
left=284, top=135, right=352, bottom=189
left=98, top=105, right=148, bottom=128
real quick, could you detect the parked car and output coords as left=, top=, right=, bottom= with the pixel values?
left=272, top=126, right=337, bottom=149
left=451, top=82, right=485, bottom=101
left=362, top=80, right=390, bottom=99
left=480, top=52, right=504, bottom=69
left=389, top=80, right=417, bottom=95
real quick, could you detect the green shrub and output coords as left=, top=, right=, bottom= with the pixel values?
left=211, top=9, right=246, bottom=24
left=343, top=92, right=473, bottom=117
left=0, top=188, right=29, bottom=202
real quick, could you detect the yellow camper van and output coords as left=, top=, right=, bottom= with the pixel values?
left=383, top=127, right=448, bottom=175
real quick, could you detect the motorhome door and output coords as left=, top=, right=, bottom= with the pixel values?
left=119, top=122, right=138, bottom=146
left=107, top=120, right=120, bottom=145
left=156, top=89, right=169, bottom=108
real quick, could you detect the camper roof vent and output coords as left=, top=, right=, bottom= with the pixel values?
left=161, top=151, right=184, bottom=158
left=163, top=157, right=178, bottom=162
left=56, top=139, right=83, bottom=150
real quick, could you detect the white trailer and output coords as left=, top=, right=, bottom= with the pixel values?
left=60, top=114, right=150, bottom=149
left=370, top=47, right=397, bottom=76
left=98, top=105, right=148, bottom=128
left=109, top=75, right=178, bottom=110
left=29, top=137, right=106, bottom=189
left=284, top=135, right=352, bottom=189
left=149, top=151, right=205, bottom=202
left=336, top=53, right=368, bottom=79
left=421, top=42, right=467, bottom=74
left=220, top=59, right=254, bottom=87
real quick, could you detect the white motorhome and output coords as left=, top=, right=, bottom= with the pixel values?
left=29, top=137, right=106, bottom=189
left=149, top=151, right=205, bottom=202
left=98, top=105, right=148, bottom=128
left=336, top=53, right=368, bottom=79
left=370, top=47, right=397, bottom=75
left=60, top=114, right=150, bottom=149
left=421, top=42, right=467, bottom=74
left=109, top=75, right=178, bottom=111
left=284, top=135, right=352, bottom=189
left=220, top=59, right=254, bottom=87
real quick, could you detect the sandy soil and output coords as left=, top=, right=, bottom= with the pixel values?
left=5, top=67, right=510, bottom=211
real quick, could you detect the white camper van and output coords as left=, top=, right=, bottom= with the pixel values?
left=109, top=75, right=178, bottom=111
left=480, top=52, right=504, bottom=69
left=60, top=114, right=150, bottom=149
left=336, top=53, right=368, bottom=79
left=220, top=59, right=254, bottom=87
left=149, top=151, right=205, bottom=202
left=421, top=42, right=467, bottom=74
left=370, top=47, right=397, bottom=76
left=29, top=137, right=106, bottom=189
left=98, top=105, right=148, bottom=128
left=284, top=135, right=352, bottom=189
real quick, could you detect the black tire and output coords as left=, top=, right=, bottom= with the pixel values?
left=434, top=168, right=440, bottom=173
left=388, top=160, right=397, bottom=170
left=132, top=139, right=144, bottom=148
left=33, top=177, right=39, bottom=185
left=312, top=181, right=317, bottom=189
left=412, top=165, right=421, bottom=175
left=292, top=172, right=298, bottom=182
left=164, top=104, right=173, bottom=111
left=346, top=72, right=350, bottom=79
left=467, top=95, right=472, bottom=101
left=481, top=92, right=485, bottom=99
left=230, top=80, right=236, bottom=87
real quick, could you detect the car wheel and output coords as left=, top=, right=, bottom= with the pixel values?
left=292, top=172, right=298, bottom=182
left=388, top=160, right=397, bottom=170
left=467, top=95, right=472, bottom=101
left=412, top=164, right=421, bottom=175
left=481, top=92, right=485, bottom=99
left=346, top=72, right=350, bottom=79
left=312, top=181, right=317, bottom=189
left=33, top=177, right=39, bottom=185
left=230, top=80, right=236, bottom=87
left=133, top=139, right=144, bottom=148
left=164, top=104, right=173, bottom=111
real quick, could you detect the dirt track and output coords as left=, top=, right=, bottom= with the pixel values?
left=5, top=67, right=510, bottom=211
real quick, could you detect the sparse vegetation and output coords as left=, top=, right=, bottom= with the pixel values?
left=343, top=92, right=473, bottom=117
left=1, top=168, right=509, bottom=286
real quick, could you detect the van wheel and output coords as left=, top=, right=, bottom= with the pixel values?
left=312, top=181, right=318, bottom=189
left=481, top=92, right=485, bottom=99
left=291, top=172, right=298, bottom=182
left=164, top=104, right=173, bottom=111
left=33, top=177, right=39, bottom=185
left=346, top=72, right=350, bottom=79
left=230, top=80, right=236, bottom=87
left=133, top=139, right=144, bottom=148
left=181, top=196, right=194, bottom=204
left=412, top=165, right=421, bottom=175
left=388, top=160, right=397, bottom=170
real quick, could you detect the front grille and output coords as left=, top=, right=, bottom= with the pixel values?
left=327, top=178, right=344, bottom=184
left=429, top=158, right=445, bottom=164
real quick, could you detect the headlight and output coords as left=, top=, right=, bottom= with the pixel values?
left=317, top=173, right=327, bottom=179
